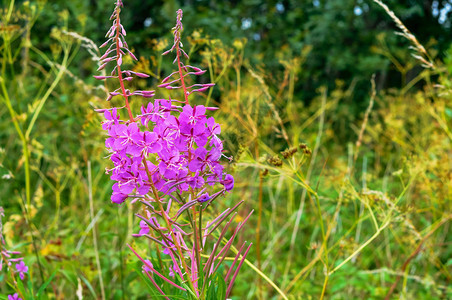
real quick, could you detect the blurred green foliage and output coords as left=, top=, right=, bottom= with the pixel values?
left=0, top=0, right=451, bottom=299
left=33, top=0, right=452, bottom=102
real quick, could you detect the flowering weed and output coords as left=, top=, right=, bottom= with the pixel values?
left=95, top=2, right=252, bottom=298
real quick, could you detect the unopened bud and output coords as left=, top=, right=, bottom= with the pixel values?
left=97, top=63, right=107, bottom=71
left=158, top=82, right=171, bottom=88
left=134, top=72, right=150, bottom=78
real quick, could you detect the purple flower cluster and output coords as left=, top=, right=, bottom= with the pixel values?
left=96, top=3, right=233, bottom=205
left=102, top=102, right=233, bottom=203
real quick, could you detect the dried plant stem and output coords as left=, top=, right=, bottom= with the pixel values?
left=116, top=210, right=126, bottom=299
left=256, top=172, right=263, bottom=299
left=384, top=215, right=451, bottom=300
left=247, top=66, right=290, bottom=145
left=283, top=88, right=327, bottom=288
left=354, top=75, right=376, bottom=162
left=319, top=275, right=329, bottom=300
left=285, top=144, right=353, bottom=294
left=372, top=0, right=434, bottom=69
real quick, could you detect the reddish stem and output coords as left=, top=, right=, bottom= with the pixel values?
left=127, top=244, right=187, bottom=291
left=0, top=257, right=24, bottom=300
left=226, top=243, right=252, bottom=298
left=176, top=44, right=189, bottom=104
left=115, top=7, right=134, bottom=121
left=142, top=158, right=196, bottom=291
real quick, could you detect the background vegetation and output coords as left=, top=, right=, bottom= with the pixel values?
left=0, top=0, right=451, bottom=299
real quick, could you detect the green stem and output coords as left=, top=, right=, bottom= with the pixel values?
left=0, top=46, right=45, bottom=285
left=319, top=275, right=329, bottom=300
left=228, top=245, right=289, bottom=300
left=88, top=161, right=106, bottom=300
left=25, top=46, right=70, bottom=139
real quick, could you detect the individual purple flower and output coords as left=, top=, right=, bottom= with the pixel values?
left=106, top=152, right=131, bottom=175
left=112, top=176, right=136, bottom=195
left=102, top=108, right=121, bottom=131
left=206, top=116, right=222, bottom=148
left=164, top=168, right=189, bottom=192
left=143, top=259, right=153, bottom=273
left=139, top=220, right=150, bottom=236
left=136, top=182, right=151, bottom=196
left=113, top=123, right=141, bottom=153
left=8, top=294, right=22, bottom=300
left=221, top=174, right=234, bottom=191
left=111, top=191, right=128, bottom=204
left=140, top=99, right=171, bottom=127
left=187, top=171, right=205, bottom=189
left=179, top=105, right=206, bottom=125
left=180, top=119, right=208, bottom=148
left=168, top=263, right=179, bottom=277
left=153, top=121, right=179, bottom=151
left=158, top=150, right=186, bottom=179
left=131, top=131, right=162, bottom=157
left=138, top=216, right=159, bottom=235
left=15, top=260, right=28, bottom=280
left=188, top=147, right=221, bottom=173
left=197, top=192, right=211, bottom=203
left=140, top=102, right=156, bottom=127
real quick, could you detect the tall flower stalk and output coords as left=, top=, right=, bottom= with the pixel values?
left=96, top=2, right=251, bottom=298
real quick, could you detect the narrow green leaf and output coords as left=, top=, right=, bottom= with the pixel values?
left=78, top=274, right=97, bottom=299
left=216, top=274, right=226, bottom=300
left=136, top=269, right=159, bottom=295
left=181, top=282, right=198, bottom=299
left=206, top=278, right=216, bottom=300
left=36, top=271, right=57, bottom=298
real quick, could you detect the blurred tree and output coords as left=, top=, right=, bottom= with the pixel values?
left=26, top=0, right=452, bottom=104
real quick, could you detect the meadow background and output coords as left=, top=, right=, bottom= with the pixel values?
left=1, top=0, right=451, bottom=299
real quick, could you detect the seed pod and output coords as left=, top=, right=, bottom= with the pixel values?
left=268, top=156, right=283, bottom=167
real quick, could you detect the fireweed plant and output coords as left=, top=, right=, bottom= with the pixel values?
left=0, top=207, right=28, bottom=300
left=95, top=1, right=252, bottom=298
